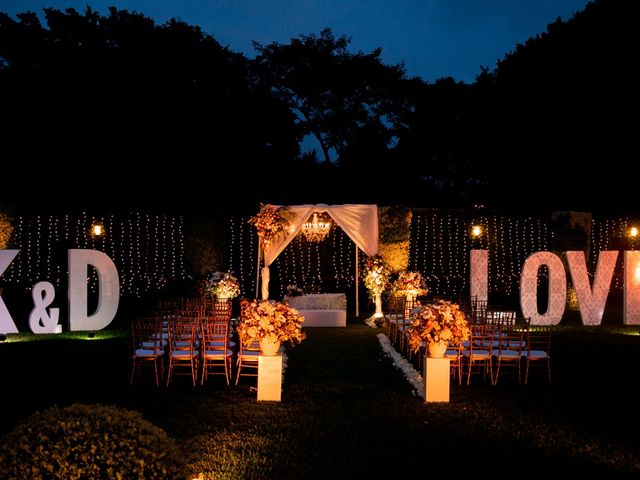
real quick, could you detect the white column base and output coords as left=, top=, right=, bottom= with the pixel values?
left=257, top=354, right=283, bottom=401
left=424, top=357, right=450, bottom=403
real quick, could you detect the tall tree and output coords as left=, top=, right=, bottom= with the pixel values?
left=477, top=0, right=640, bottom=212
left=253, top=29, right=414, bottom=165
left=0, top=7, right=301, bottom=212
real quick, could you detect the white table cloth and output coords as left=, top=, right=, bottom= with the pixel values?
left=284, top=293, right=347, bottom=311
left=284, top=293, right=347, bottom=327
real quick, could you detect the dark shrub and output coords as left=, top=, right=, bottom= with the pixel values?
left=0, top=403, right=184, bottom=479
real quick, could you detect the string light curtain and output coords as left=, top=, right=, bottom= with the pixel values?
left=230, top=210, right=632, bottom=301
left=5, top=212, right=186, bottom=296
left=229, top=218, right=361, bottom=299
left=588, top=217, right=639, bottom=290
left=408, top=211, right=551, bottom=297
left=260, top=204, right=378, bottom=300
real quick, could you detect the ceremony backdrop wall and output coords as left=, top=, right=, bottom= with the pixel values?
left=229, top=210, right=639, bottom=306
left=2, top=212, right=186, bottom=297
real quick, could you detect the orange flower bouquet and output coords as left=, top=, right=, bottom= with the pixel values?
left=247, top=204, right=292, bottom=247
left=393, top=271, right=428, bottom=297
left=406, top=300, right=470, bottom=354
left=238, top=299, right=306, bottom=346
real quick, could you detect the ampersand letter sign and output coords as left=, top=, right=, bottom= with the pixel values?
left=29, top=281, right=60, bottom=333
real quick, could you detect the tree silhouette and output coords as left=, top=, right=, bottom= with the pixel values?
left=253, top=29, right=413, bottom=165
left=0, top=7, right=300, bottom=212
left=1, top=0, right=636, bottom=214
left=477, top=0, right=640, bottom=213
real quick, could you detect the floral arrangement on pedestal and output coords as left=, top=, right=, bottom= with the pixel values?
left=203, top=272, right=240, bottom=299
left=248, top=204, right=292, bottom=248
left=363, top=254, right=390, bottom=299
left=238, top=299, right=306, bottom=354
left=406, top=300, right=470, bottom=356
left=393, top=271, right=428, bottom=297
left=286, top=285, right=304, bottom=297
left=362, top=254, right=390, bottom=326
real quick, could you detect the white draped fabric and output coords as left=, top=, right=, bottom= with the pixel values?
left=260, top=204, right=378, bottom=300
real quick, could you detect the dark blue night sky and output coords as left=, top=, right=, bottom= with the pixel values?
left=2, top=0, right=590, bottom=82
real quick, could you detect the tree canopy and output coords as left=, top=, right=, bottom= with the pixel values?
left=253, top=29, right=413, bottom=165
left=0, top=0, right=637, bottom=214
left=0, top=7, right=300, bottom=213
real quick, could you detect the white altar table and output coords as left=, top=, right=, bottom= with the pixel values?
left=284, top=294, right=347, bottom=327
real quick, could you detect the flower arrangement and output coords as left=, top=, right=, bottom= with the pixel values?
left=406, top=300, right=470, bottom=354
left=363, top=254, right=390, bottom=298
left=393, top=271, right=428, bottom=297
left=286, top=285, right=304, bottom=297
left=203, top=271, right=240, bottom=299
left=238, top=299, right=306, bottom=346
left=248, top=204, right=292, bottom=247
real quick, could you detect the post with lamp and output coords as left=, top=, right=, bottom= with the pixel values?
left=628, top=226, right=638, bottom=251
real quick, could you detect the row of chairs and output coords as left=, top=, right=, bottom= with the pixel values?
left=443, top=323, right=552, bottom=385
left=385, top=296, right=551, bottom=385
left=130, top=316, right=236, bottom=387
left=387, top=296, right=519, bottom=352
left=166, top=296, right=234, bottom=320
left=131, top=295, right=262, bottom=386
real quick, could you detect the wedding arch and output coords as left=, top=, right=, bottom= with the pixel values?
left=256, top=204, right=379, bottom=317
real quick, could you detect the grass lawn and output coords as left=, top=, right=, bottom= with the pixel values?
left=1, top=318, right=640, bottom=478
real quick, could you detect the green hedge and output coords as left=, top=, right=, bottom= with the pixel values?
left=0, top=403, right=185, bottom=479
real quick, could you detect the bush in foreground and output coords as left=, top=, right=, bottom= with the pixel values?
left=0, top=403, right=184, bottom=479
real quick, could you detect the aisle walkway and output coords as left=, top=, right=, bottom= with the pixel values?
left=285, top=324, right=419, bottom=403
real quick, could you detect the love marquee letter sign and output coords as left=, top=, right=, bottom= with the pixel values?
left=0, top=249, right=120, bottom=334
left=470, top=249, right=640, bottom=326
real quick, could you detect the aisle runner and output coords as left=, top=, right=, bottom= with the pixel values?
left=377, top=333, right=424, bottom=398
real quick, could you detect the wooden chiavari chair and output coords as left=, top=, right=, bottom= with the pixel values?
left=463, top=323, right=495, bottom=384
left=166, top=321, right=199, bottom=386
left=130, top=318, right=165, bottom=387
left=211, top=298, right=233, bottom=322
left=492, top=324, right=524, bottom=385
left=445, top=341, right=463, bottom=385
left=235, top=336, right=261, bottom=385
left=201, top=317, right=233, bottom=385
left=385, top=296, right=405, bottom=346
left=522, top=324, right=552, bottom=384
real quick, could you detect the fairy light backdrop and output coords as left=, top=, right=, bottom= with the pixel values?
left=408, top=212, right=552, bottom=298
left=228, top=217, right=363, bottom=299
left=5, top=212, right=186, bottom=297
left=230, top=212, right=637, bottom=302
left=588, top=217, right=639, bottom=290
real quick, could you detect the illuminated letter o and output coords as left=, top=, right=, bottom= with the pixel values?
left=520, top=252, right=566, bottom=326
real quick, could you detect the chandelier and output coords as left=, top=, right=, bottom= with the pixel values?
left=301, top=212, right=332, bottom=242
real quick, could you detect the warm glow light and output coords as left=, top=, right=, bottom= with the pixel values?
left=471, top=225, right=482, bottom=238
left=91, top=223, right=104, bottom=237
left=301, top=213, right=332, bottom=242
left=635, top=264, right=640, bottom=284
left=629, top=227, right=639, bottom=238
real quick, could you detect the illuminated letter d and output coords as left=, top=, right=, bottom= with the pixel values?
left=68, top=249, right=120, bottom=331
